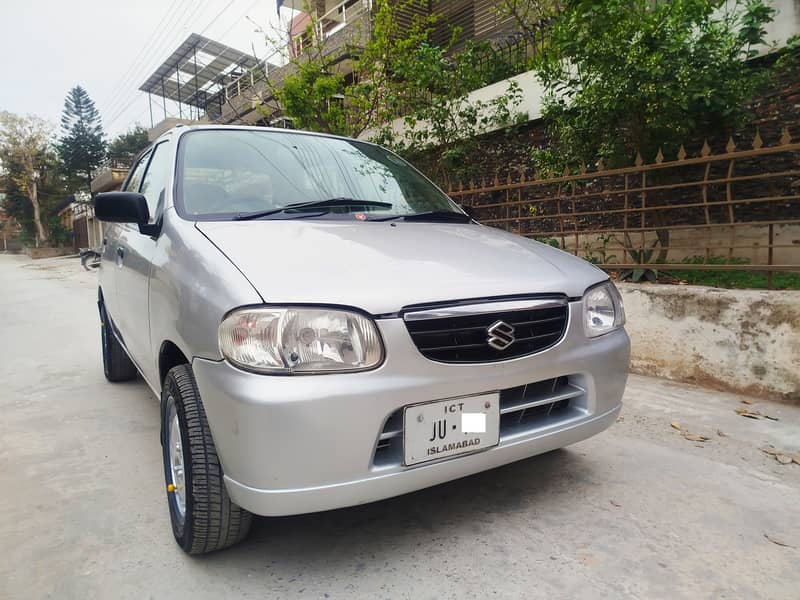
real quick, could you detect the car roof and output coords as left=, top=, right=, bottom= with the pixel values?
left=155, top=123, right=360, bottom=146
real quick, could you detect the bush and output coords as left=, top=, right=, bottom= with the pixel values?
left=668, top=256, right=800, bottom=290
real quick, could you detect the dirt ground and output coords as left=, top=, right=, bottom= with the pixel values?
left=1, top=253, right=798, bottom=599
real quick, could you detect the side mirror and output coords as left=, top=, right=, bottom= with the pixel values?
left=95, top=192, right=158, bottom=236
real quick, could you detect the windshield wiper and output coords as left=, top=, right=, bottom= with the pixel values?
left=373, top=211, right=472, bottom=223
left=234, top=197, right=393, bottom=221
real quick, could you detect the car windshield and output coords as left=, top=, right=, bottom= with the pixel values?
left=177, top=129, right=462, bottom=220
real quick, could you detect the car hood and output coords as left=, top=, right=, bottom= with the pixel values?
left=196, top=221, right=607, bottom=314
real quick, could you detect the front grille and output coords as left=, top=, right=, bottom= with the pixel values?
left=371, top=376, right=587, bottom=468
left=498, top=376, right=585, bottom=438
left=403, top=299, right=568, bottom=363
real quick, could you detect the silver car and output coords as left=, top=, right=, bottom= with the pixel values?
left=95, top=125, right=629, bottom=554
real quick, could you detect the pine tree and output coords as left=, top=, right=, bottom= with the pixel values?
left=58, top=86, right=106, bottom=195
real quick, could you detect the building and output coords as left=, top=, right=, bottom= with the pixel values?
left=136, top=0, right=800, bottom=140
left=67, top=157, right=135, bottom=250
left=138, top=33, right=266, bottom=137
left=220, top=0, right=523, bottom=127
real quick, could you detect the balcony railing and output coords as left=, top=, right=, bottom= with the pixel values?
left=313, top=0, right=371, bottom=40
left=222, top=0, right=372, bottom=108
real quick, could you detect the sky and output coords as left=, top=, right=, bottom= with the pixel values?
left=0, top=0, right=286, bottom=138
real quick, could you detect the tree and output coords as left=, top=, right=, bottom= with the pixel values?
left=108, top=125, right=150, bottom=162
left=0, top=112, right=55, bottom=243
left=263, top=0, right=523, bottom=182
left=266, top=0, right=435, bottom=139
left=58, top=86, right=106, bottom=194
left=498, top=0, right=563, bottom=43
left=531, top=0, right=776, bottom=168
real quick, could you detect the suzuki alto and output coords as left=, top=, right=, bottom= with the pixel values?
left=95, top=125, right=629, bottom=554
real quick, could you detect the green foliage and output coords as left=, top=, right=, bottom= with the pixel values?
left=498, top=0, right=562, bottom=42
left=0, top=111, right=61, bottom=243
left=58, top=86, right=106, bottom=193
left=583, top=232, right=618, bottom=265
left=621, top=267, right=660, bottom=283
left=386, top=41, right=524, bottom=145
left=269, top=0, right=523, bottom=180
left=774, top=33, right=800, bottom=72
left=534, top=0, right=776, bottom=167
left=535, top=237, right=561, bottom=248
left=1, top=148, right=68, bottom=243
left=618, top=234, right=662, bottom=282
left=46, top=216, right=73, bottom=247
left=669, top=256, right=800, bottom=290
left=108, top=125, right=149, bottom=161
left=269, top=0, right=435, bottom=138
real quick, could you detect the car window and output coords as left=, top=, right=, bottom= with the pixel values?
left=177, top=130, right=459, bottom=219
left=138, top=142, right=171, bottom=222
left=124, top=149, right=151, bottom=194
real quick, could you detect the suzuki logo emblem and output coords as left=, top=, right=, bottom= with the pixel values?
left=486, top=320, right=515, bottom=351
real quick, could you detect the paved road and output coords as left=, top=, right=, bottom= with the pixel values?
left=1, top=253, right=799, bottom=600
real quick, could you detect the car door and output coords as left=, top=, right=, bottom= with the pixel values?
left=114, top=141, right=171, bottom=385
left=102, top=148, right=151, bottom=343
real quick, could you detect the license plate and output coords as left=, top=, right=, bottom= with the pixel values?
left=403, top=393, right=500, bottom=466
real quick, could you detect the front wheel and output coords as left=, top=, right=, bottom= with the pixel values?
left=161, top=364, right=252, bottom=554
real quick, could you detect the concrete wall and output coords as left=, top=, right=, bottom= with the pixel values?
left=360, top=70, right=545, bottom=143
left=755, top=0, right=800, bottom=51
left=619, top=283, right=800, bottom=403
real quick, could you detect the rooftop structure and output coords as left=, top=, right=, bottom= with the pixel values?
left=139, top=33, right=262, bottom=128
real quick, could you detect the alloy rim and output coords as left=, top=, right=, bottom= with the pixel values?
left=167, top=398, right=186, bottom=519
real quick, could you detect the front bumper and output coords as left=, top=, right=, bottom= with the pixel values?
left=192, top=302, right=629, bottom=517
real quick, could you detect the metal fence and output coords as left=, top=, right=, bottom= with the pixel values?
left=447, top=129, right=800, bottom=283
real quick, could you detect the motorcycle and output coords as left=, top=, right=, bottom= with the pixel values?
left=79, top=247, right=101, bottom=271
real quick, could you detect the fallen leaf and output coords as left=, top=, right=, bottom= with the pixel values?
left=761, top=447, right=780, bottom=456
left=610, top=500, right=621, bottom=507
left=793, top=456, right=800, bottom=465
left=776, top=454, right=793, bottom=465
left=735, top=408, right=759, bottom=418
left=717, top=429, right=727, bottom=437
left=670, top=421, right=682, bottom=431
left=741, top=399, right=756, bottom=405
left=764, top=533, right=795, bottom=548
left=683, top=432, right=710, bottom=442
left=735, top=408, right=778, bottom=421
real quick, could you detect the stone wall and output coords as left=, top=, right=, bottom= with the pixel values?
left=619, top=283, right=800, bottom=403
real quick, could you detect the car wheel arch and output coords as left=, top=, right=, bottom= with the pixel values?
left=159, top=340, right=190, bottom=386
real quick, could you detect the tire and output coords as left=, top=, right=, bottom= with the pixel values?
left=100, top=304, right=138, bottom=382
left=161, top=364, right=252, bottom=554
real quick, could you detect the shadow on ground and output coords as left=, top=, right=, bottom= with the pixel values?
left=200, top=448, right=593, bottom=569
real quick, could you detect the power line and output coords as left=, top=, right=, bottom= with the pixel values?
left=104, top=0, right=259, bottom=132
left=101, top=0, right=208, bottom=121
left=103, top=0, right=238, bottom=127
left=99, top=0, right=188, bottom=110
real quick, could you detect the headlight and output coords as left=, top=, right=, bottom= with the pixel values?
left=583, top=281, right=625, bottom=338
left=218, top=307, right=384, bottom=374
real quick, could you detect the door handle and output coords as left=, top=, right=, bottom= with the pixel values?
left=116, top=246, right=125, bottom=267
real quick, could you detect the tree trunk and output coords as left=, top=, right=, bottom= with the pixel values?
left=30, top=178, right=48, bottom=244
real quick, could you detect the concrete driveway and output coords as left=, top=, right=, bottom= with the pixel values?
left=1, top=253, right=798, bottom=600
